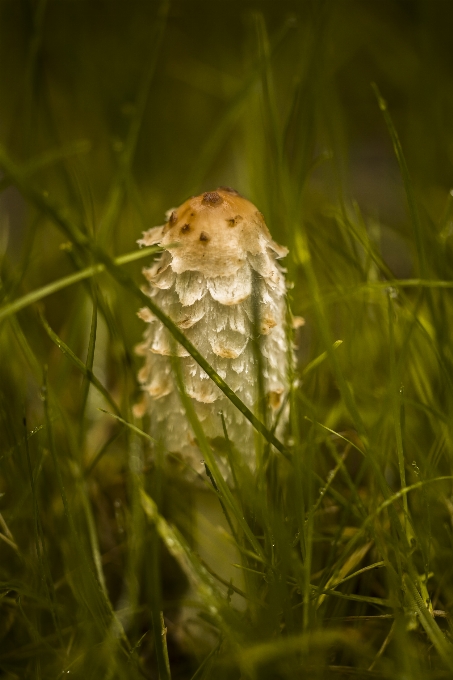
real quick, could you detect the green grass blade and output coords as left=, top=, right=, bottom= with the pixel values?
left=302, top=339, right=343, bottom=377
left=172, top=354, right=265, bottom=561
left=38, top=312, right=121, bottom=417
left=23, top=415, right=64, bottom=650
left=97, top=0, right=170, bottom=244
left=404, top=574, right=453, bottom=671
left=98, top=408, right=155, bottom=444
left=79, top=283, right=98, bottom=438
left=372, top=83, right=427, bottom=278
left=85, top=428, right=123, bottom=477
left=140, top=488, right=224, bottom=617
left=0, top=140, right=91, bottom=193
left=183, top=15, right=295, bottom=197
left=0, top=246, right=162, bottom=323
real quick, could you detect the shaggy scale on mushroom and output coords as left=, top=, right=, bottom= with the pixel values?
left=135, top=188, right=290, bottom=479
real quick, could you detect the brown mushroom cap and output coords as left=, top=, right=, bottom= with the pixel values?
left=139, top=187, right=287, bottom=278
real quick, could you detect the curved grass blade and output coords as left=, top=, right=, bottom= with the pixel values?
left=0, top=140, right=91, bottom=194
left=140, top=488, right=224, bottom=617
left=189, top=639, right=222, bottom=680
left=183, top=15, right=295, bottom=197
left=23, top=415, right=64, bottom=649
left=79, top=284, right=98, bottom=440
left=302, top=339, right=343, bottom=378
left=97, top=408, right=156, bottom=445
left=38, top=312, right=121, bottom=418
left=0, top=246, right=162, bottom=323
left=372, top=83, right=426, bottom=278
left=97, top=0, right=170, bottom=243
left=404, top=574, right=453, bottom=672
left=172, top=354, right=265, bottom=561
left=84, top=427, right=124, bottom=477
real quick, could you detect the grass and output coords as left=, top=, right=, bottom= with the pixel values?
left=1, top=1, right=453, bottom=678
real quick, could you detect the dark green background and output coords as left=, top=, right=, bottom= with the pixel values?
left=2, top=0, right=453, bottom=249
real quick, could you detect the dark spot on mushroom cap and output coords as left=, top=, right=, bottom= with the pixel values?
left=180, top=223, right=191, bottom=234
left=227, top=214, right=242, bottom=227
left=169, top=210, right=177, bottom=224
left=199, top=231, right=210, bottom=242
left=218, top=186, right=242, bottom=197
left=202, top=191, right=223, bottom=206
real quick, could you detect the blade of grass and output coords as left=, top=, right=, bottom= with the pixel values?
left=0, top=140, right=91, bottom=194
left=333, top=561, right=385, bottom=588
left=310, top=587, right=392, bottom=609
left=203, top=462, right=240, bottom=545
left=183, top=16, right=295, bottom=197
left=171, top=354, right=265, bottom=562
left=79, top=283, right=98, bottom=440
left=388, top=296, right=410, bottom=537
left=238, top=629, right=361, bottom=671
left=189, top=639, right=222, bottom=680
left=252, top=11, right=288, bottom=233
left=251, top=269, right=268, bottom=477
left=38, top=312, right=121, bottom=418
left=97, top=0, right=170, bottom=244
left=84, top=430, right=124, bottom=478
left=372, top=83, right=426, bottom=278
left=147, top=441, right=172, bottom=680
left=404, top=574, right=453, bottom=671
left=0, top=212, right=39, bottom=307
left=0, top=245, right=162, bottom=323
left=78, top=481, right=108, bottom=595
left=140, top=488, right=224, bottom=621
left=302, top=339, right=343, bottom=378
left=439, top=188, right=453, bottom=243
left=219, top=411, right=239, bottom=490
left=317, top=542, right=373, bottom=607
left=301, top=422, right=316, bottom=631
left=23, top=414, right=64, bottom=649
left=123, top=430, right=147, bottom=665
left=17, top=596, right=58, bottom=658
left=98, top=409, right=156, bottom=444
left=1, top=422, right=45, bottom=464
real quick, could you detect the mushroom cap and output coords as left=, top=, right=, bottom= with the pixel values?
left=139, top=187, right=287, bottom=278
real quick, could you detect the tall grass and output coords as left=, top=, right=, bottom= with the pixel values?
left=1, top=1, right=453, bottom=678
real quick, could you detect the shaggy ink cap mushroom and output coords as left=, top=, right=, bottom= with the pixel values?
left=136, top=188, right=291, bottom=479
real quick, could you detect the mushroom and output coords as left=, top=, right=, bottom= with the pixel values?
left=135, top=187, right=290, bottom=479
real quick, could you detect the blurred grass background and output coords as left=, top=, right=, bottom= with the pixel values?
left=2, top=0, right=453, bottom=678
